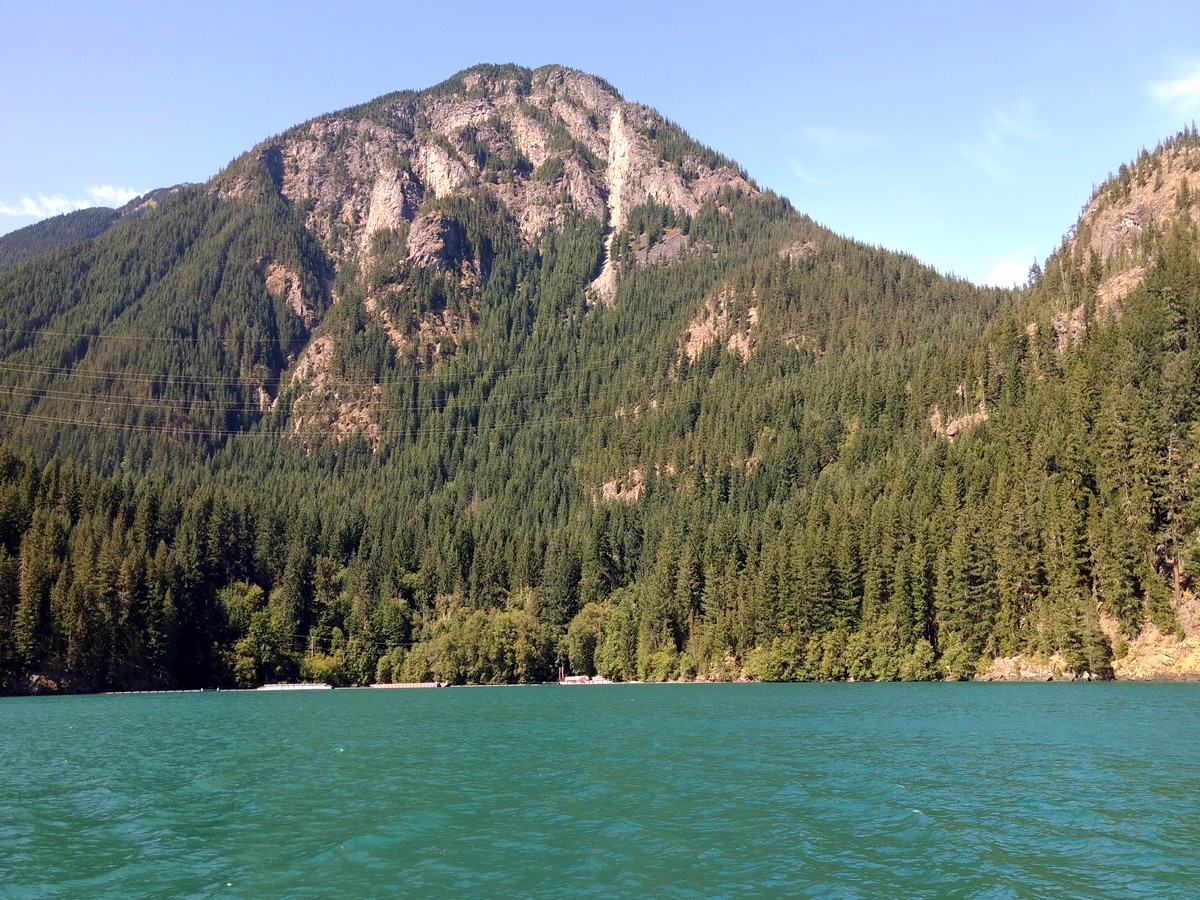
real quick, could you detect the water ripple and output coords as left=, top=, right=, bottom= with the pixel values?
left=1, top=684, right=1198, bottom=896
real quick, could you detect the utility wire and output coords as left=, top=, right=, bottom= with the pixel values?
left=0, top=353, right=634, bottom=388
left=0, top=405, right=629, bottom=440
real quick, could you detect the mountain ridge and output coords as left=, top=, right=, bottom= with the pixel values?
left=1, top=66, right=1199, bottom=692
left=213, top=64, right=757, bottom=302
left=0, top=186, right=189, bottom=275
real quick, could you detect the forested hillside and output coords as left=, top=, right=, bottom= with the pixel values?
left=2, top=68, right=1199, bottom=692
left=0, top=188, right=183, bottom=276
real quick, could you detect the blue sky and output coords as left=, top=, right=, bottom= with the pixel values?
left=2, top=1, right=1199, bottom=286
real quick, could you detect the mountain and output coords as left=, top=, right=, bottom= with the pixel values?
left=1, top=66, right=1198, bottom=693
left=0, top=188, right=186, bottom=275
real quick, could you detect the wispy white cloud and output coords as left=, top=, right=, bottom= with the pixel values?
left=959, top=102, right=1044, bottom=178
left=787, top=125, right=884, bottom=188
left=1151, top=65, right=1200, bottom=110
left=797, top=125, right=885, bottom=158
left=982, top=253, right=1035, bottom=288
left=0, top=194, right=87, bottom=217
left=0, top=185, right=142, bottom=219
left=786, top=159, right=832, bottom=187
left=86, top=184, right=140, bottom=206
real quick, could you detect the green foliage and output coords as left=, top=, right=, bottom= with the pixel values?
left=0, top=208, right=120, bottom=275
left=0, top=186, right=330, bottom=465
left=743, top=637, right=800, bottom=682
left=643, top=118, right=738, bottom=179
left=565, top=601, right=604, bottom=675
left=533, top=157, right=565, bottom=183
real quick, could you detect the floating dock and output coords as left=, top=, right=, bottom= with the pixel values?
left=256, top=682, right=333, bottom=691
left=368, top=681, right=448, bottom=689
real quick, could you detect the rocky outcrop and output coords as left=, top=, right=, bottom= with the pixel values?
left=1079, top=143, right=1200, bottom=263
left=217, top=63, right=755, bottom=317
left=1069, top=137, right=1200, bottom=305
left=218, top=65, right=755, bottom=276
left=976, top=654, right=1081, bottom=681
left=929, top=382, right=988, bottom=441
left=980, top=605, right=1200, bottom=682
left=263, top=260, right=323, bottom=329
left=363, top=169, right=423, bottom=242
left=598, top=468, right=644, bottom=504
left=1034, top=136, right=1200, bottom=356
left=1175, top=595, right=1200, bottom=638
left=287, top=334, right=382, bottom=446
left=929, top=401, right=988, bottom=441
left=589, top=103, right=757, bottom=304
left=680, top=288, right=758, bottom=364
left=1111, top=625, right=1200, bottom=681
left=633, top=229, right=689, bottom=267
left=779, top=241, right=817, bottom=263
left=405, top=212, right=467, bottom=271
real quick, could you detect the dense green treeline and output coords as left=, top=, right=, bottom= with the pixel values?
left=2, top=215, right=1189, bottom=689
left=0, top=208, right=121, bottom=275
left=0, top=187, right=185, bottom=276
left=0, top=175, right=1020, bottom=690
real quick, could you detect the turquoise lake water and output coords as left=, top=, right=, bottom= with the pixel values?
left=1, top=683, right=1197, bottom=897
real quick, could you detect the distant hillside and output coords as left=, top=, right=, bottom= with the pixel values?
left=0, top=208, right=120, bottom=274
left=0, top=188, right=187, bottom=275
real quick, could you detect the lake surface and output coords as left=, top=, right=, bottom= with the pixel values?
left=1, top=683, right=1197, bottom=897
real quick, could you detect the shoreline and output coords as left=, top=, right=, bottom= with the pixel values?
left=5, top=675, right=1200, bottom=698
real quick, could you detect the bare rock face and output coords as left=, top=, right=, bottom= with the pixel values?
left=1176, top=596, right=1200, bottom=639
left=779, top=241, right=817, bottom=263
left=929, top=397, right=989, bottom=441
left=976, top=655, right=1073, bottom=681
left=680, top=288, right=758, bottom=365
left=262, top=259, right=323, bottom=329
left=405, top=212, right=467, bottom=271
left=286, top=334, right=384, bottom=447
left=598, top=467, right=644, bottom=504
left=416, top=142, right=470, bottom=200
left=981, top=603, right=1200, bottom=681
left=1034, top=138, right=1200, bottom=355
left=633, top=229, right=689, bottom=267
left=1080, top=145, right=1200, bottom=262
left=1071, top=139, right=1200, bottom=305
left=364, top=169, right=423, bottom=244
left=213, top=64, right=764, bottom=439
left=1111, top=626, right=1200, bottom=681
left=216, top=63, right=756, bottom=290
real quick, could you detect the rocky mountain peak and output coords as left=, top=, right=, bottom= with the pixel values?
left=207, top=64, right=765, bottom=417
left=214, top=64, right=757, bottom=282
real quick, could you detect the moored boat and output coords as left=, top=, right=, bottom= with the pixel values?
left=369, top=681, right=448, bottom=689
left=558, top=673, right=613, bottom=685
left=256, top=682, right=333, bottom=691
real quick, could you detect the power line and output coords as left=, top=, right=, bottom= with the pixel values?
left=0, top=378, right=583, bottom=418
left=0, top=352, right=634, bottom=388
left=0, top=324, right=312, bottom=347
left=0, top=404, right=630, bottom=441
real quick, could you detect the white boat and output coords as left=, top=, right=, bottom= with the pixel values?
left=369, top=681, right=448, bottom=689
left=256, top=682, right=333, bottom=691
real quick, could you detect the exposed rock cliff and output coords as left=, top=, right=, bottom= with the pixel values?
left=218, top=65, right=755, bottom=274
left=680, top=287, right=758, bottom=364
left=1062, top=130, right=1200, bottom=309
left=979, top=595, right=1200, bottom=682
left=213, top=64, right=760, bottom=433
